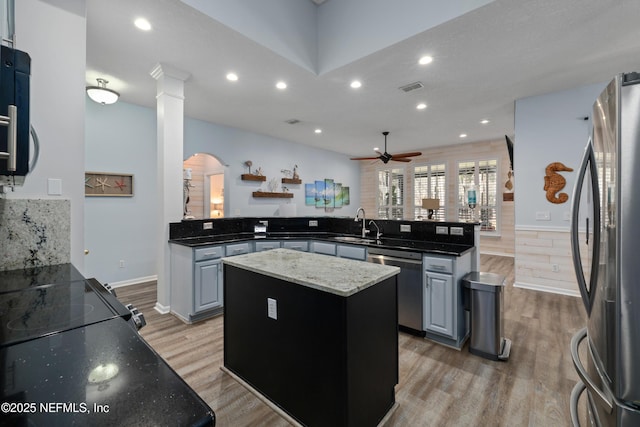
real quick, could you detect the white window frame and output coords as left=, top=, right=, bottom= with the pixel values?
left=376, top=166, right=406, bottom=220
left=413, top=163, right=446, bottom=220
left=456, top=158, right=500, bottom=234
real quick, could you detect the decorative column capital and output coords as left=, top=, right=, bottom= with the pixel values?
left=150, top=63, right=191, bottom=82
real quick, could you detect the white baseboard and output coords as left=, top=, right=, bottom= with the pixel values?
left=154, top=302, right=170, bottom=315
left=514, top=281, right=580, bottom=297
left=110, top=275, right=158, bottom=288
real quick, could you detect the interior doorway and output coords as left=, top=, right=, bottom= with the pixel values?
left=183, top=153, right=225, bottom=219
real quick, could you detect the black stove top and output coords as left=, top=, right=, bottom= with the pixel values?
left=0, top=279, right=129, bottom=348
left=0, top=263, right=215, bottom=426
left=2, top=317, right=215, bottom=426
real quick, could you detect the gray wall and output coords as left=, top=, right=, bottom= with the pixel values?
left=514, top=81, right=607, bottom=229
left=84, top=101, right=361, bottom=284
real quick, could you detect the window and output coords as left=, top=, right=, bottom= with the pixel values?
left=457, top=159, right=498, bottom=231
left=414, top=164, right=446, bottom=220
left=377, top=168, right=404, bottom=219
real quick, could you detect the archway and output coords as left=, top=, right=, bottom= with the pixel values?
left=183, top=153, right=226, bottom=219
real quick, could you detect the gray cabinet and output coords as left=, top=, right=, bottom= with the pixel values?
left=170, top=243, right=224, bottom=323
left=281, top=240, right=309, bottom=251
left=194, top=258, right=223, bottom=312
left=423, top=252, right=471, bottom=349
left=336, top=244, right=367, bottom=261
left=255, top=240, right=281, bottom=252
left=310, top=241, right=337, bottom=256
left=424, top=271, right=454, bottom=337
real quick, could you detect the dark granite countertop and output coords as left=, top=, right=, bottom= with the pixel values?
left=1, top=317, right=215, bottom=426
left=169, top=232, right=474, bottom=256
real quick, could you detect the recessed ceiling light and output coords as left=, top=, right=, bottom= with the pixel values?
left=350, top=80, right=362, bottom=89
left=459, top=133, right=468, bottom=138
left=276, top=81, right=287, bottom=90
left=416, top=103, right=427, bottom=110
left=418, top=55, right=433, bottom=65
left=226, top=73, right=238, bottom=82
left=480, top=119, right=490, bottom=124
left=134, top=18, right=152, bottom=31
left=315, top=129, right=322, bottom=134
left=373, top=147, right=379, bottom=151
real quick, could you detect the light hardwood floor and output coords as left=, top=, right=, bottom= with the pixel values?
left=116, top=255, right=587, bottom=426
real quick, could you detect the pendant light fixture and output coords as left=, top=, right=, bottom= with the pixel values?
left=86, top=78, right=119, bottom=105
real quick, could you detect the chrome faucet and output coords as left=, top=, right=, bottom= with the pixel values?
left=368, top=220, right=382, bottom=240
left=354, top=207, right=369, bottom=238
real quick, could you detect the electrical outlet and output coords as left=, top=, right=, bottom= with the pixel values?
left=203, top=222, right=213, bottom=230
left=552, top=264, right=560, bottom=272
left=400, top=224, right=411, bottom=233
left=450, top=227, right=464, bottom=236
left=536, top=211, right=551, bottom=221
left=309, top=220, right=318, bottom=227
left=267, top=298, right=277, bottom=320
left=436, top=226, right=449, bottom=235
left=119, top=260, right=125, bottom=268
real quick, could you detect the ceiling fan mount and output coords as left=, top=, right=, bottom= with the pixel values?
left=350, top=131, right=422, bottom=164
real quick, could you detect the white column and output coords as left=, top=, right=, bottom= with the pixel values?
left=150, top=63, right=190, bottom=314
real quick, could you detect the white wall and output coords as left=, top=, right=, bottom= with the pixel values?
left=514, top=82, right=606, bottom=229
left=514, top=80, right=607, bottom=295
left=84, top=101, right=361, bottom=284
left=8, top=0, right=86, bottom=270
left=84, top=100, right=157, bottom=284
left=185, top=116, right=361, bottom=217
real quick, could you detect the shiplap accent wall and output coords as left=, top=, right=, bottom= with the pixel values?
left=359, top=138, right=514, bottom=256
left=514, top=228, right=578, bottom=296
left=183, top=156, right=206, bottom=219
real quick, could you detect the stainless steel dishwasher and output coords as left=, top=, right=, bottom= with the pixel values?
left=367, top=247, right=425, bottom=336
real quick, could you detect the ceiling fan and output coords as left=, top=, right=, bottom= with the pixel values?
left=350, top=131, right=422, bottom=163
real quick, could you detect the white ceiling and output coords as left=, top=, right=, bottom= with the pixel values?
left=84, top=0, right=640, bottom=157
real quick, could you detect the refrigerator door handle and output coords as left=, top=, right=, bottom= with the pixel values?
left=570, top=139, right=601, bottom=314
left=570, top=381, right=586, bottom=427
left=571, top=328, right=613, bottom=415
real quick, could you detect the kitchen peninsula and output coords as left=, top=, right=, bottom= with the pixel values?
left=222, top=248, right=400, bottom=427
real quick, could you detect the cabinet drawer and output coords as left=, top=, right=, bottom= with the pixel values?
left=194, top=246, right=223, bottom=261
left=282, top=241, right=309, bottom=251
left=337, top=244, right=367, bottom=261
left=312, top=241, right=336, bottom=256
left=255, top=241, right=281, bottom=252
left=226, top=242, right=251, bottom=256
left=423, top=256, right=453, bottom=274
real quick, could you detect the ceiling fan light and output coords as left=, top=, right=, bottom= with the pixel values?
left=86, top=78, right=119, bottom=105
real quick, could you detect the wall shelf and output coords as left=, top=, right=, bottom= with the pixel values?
left=241, top=174, right=266, bottom=182
left=282, top=178, right=302, bottom=184
left=252, top=192, right=293, bottom=199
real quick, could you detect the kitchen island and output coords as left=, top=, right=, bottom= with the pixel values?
left=222, top=248, right=400, bottom=427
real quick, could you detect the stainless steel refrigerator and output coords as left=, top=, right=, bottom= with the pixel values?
left=570, top=72, right=640, bottom=426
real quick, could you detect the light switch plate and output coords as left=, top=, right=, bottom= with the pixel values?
left=436, top=226, right=449, bottom=235
left=47, top=178, right=62, bottom=196
left=400, top=224, right=411, bottom=233
left=267, top=298, right=277, bottom=320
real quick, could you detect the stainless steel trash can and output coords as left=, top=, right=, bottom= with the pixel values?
left=462, top=272, right=511, bottom=361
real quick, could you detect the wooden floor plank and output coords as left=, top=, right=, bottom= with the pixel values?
left=116, top=255, right=587, bottom=426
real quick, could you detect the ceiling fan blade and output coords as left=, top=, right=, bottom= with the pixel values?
left=350, top=156, right=380, bottom=160
left=391, top=151, right=422, bottom=158
left=391, top=157, right=412, bottom=162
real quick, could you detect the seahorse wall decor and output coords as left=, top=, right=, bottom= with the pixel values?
left=544, top=162, right=574, bottom=204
